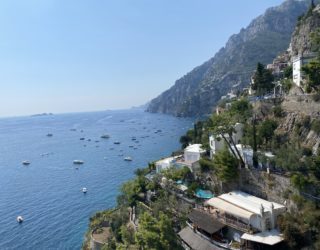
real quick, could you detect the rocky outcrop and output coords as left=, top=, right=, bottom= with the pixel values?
left=147, top=0, right=312, bottom=117
left=290, top=4, right=320, bottom=56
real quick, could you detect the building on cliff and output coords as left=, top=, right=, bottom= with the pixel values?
left=209, top=123, right=244, bottom=158
left=179, top=191, right=287, bottom=250
left=292, top=52, right=317, bottom=86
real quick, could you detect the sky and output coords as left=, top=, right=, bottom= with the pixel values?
left=0, top=0, right=284, bottom=117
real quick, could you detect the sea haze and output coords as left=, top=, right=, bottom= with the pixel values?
left=0, top=109, right=193, bottom=249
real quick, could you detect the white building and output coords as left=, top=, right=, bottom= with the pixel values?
left=232, top=144, right=254, bottom=168
left=292, top=53, right=317, bottom=87
left=155, top=157, right=175, bottom=173
left=184, top=144, right=205, bottom=164
left=205, top=191, right=286, bottom=238
left=209, top=123, right=244, bottom=158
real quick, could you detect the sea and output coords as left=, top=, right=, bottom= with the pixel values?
left=0, top=109, right=193, bottom=250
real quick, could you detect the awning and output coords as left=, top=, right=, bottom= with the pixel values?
left=188, top=209, right=224, bottom=234
left=205, top=197, right=254, bottom=221
left=241, top=229, right=284, bottom=245
left=178, top=227, right=221, bottom=250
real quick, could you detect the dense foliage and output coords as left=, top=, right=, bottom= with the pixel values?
left=251, top=62, right=274, bottom=95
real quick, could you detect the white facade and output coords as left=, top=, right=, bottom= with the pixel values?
left=155, top=157, right=174, bottom=173
left=292, top=56, right=302, bottom=86
left=209, top=123, right=244, bottom=158
left=205, top=191, right=286, bottom=233
left=292, top=53, right=317, bottom=86
left=232, top=144, right=254, bottom=168
left=184, top=144, right=205, bottom=164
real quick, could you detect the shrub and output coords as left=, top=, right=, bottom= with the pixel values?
left=199, top=158, right=215, bottom=172
left=311, top=119, right=320, bottom=134
left=273, top=105, right=283, bottom=117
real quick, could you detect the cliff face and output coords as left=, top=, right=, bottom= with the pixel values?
left=147, top=0, right=311, bottom=117
left=291, top=4, right=320, bottom=56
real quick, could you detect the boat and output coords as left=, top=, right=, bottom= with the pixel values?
left=73, top=160, right=84, bottom=165
left=22, top=161, right=30, bottom=165
left=100, top=134, right=110, bottom=139
left=16, top=216, right=24, bottom=223
left=46, top=133, right=53, bottom=137
left=114, top=141, right=120, bottom=145
left=124, top=157, right=132, bottom=161
left=80, top=138, right=85, bottom=140
left=82, top=187, right=87, bottom=193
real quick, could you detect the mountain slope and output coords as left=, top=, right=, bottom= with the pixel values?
left=147, top=0, right=311, bottom=117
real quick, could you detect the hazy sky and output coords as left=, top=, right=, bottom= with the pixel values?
left=0, top=0, right=284, bottom=117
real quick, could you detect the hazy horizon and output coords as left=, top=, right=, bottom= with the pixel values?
left=0, top=0, right=283, bottom=117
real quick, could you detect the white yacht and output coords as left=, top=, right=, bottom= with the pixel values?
left=16, top=216, right=24, bottom=223
left=82, top=187, right=87, bottom=193
left=22, top=161, right=30, bottom=166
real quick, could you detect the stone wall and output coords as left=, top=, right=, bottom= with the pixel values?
left=204, top=168, right=295, bottom=208
left=238, top=169, right=294, bottom=207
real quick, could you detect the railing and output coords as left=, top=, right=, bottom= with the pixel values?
left=213, top=214, right=252, bottom=233
left=195, top=208, right=253, bottom=233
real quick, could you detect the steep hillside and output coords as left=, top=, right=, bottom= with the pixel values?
left=147, top=0, right=311, bottom=117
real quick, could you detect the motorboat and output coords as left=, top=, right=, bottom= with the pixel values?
left=100, top=134, right=110, bottom=139
left=114, top=141, right=120, bottom=145
left=80, top=138, right=85, bottom=141
left=22, top=161, right=30, bottom=166
left=82, top=187, right=87, bottom=193
left=17, top=216, right=24, bottom=223
left=73, top=160, right=84, bottom=165
left=46, top=133, right=53, bottom=137
left=124, top=157, right=132, bottom=161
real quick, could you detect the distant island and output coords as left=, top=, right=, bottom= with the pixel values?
left=30, top=113, right=54, bottom=117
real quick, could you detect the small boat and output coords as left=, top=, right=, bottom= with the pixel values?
left=16, top=216, right=24, bottom=223
left=46, top=133, right=53, bottom=137
left=73, top=160, right=84, bottom=165
left=70, top=128, right=77, bottom=131
left=100, top=134, right=110, bottom=139
left=124, top=157, right=132, bottom=161
left=80, top=138, right=85, bottom=141
left=22, top=161, right=30, bottom=165
left=82, top=187, right=87, bottom=193
left=114, top=141, right=120, bottom=145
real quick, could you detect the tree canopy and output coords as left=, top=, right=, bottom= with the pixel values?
left=251, top=62, right=274, bottom=95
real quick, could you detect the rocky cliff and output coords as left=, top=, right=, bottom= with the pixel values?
left=147, top=0, right=311, bottom=117
left=291, top=3, right=320, bottom=56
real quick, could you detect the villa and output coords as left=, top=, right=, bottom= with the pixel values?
left=209, top=123, right=244, bottom=158
left=155, top=156, right=176, bottom=173
left=292, top=52, right=317, bottom=87
left=179, top=191, right=286, bottom=250
left=184, top=144, right=206, bottom=165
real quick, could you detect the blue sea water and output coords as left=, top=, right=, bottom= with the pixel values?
left=0, top=109, right=193, bottom=250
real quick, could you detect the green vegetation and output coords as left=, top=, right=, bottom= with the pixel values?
left=135, top=212, right=182, bottom=250
left=213, top=147, right=238, bottom=182
left=251, top=62, right=274, bottom=95
left=278, top=198, right=320, bottom=249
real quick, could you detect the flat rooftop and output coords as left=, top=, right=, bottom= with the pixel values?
left=206, top=191, right=286, bottom=216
